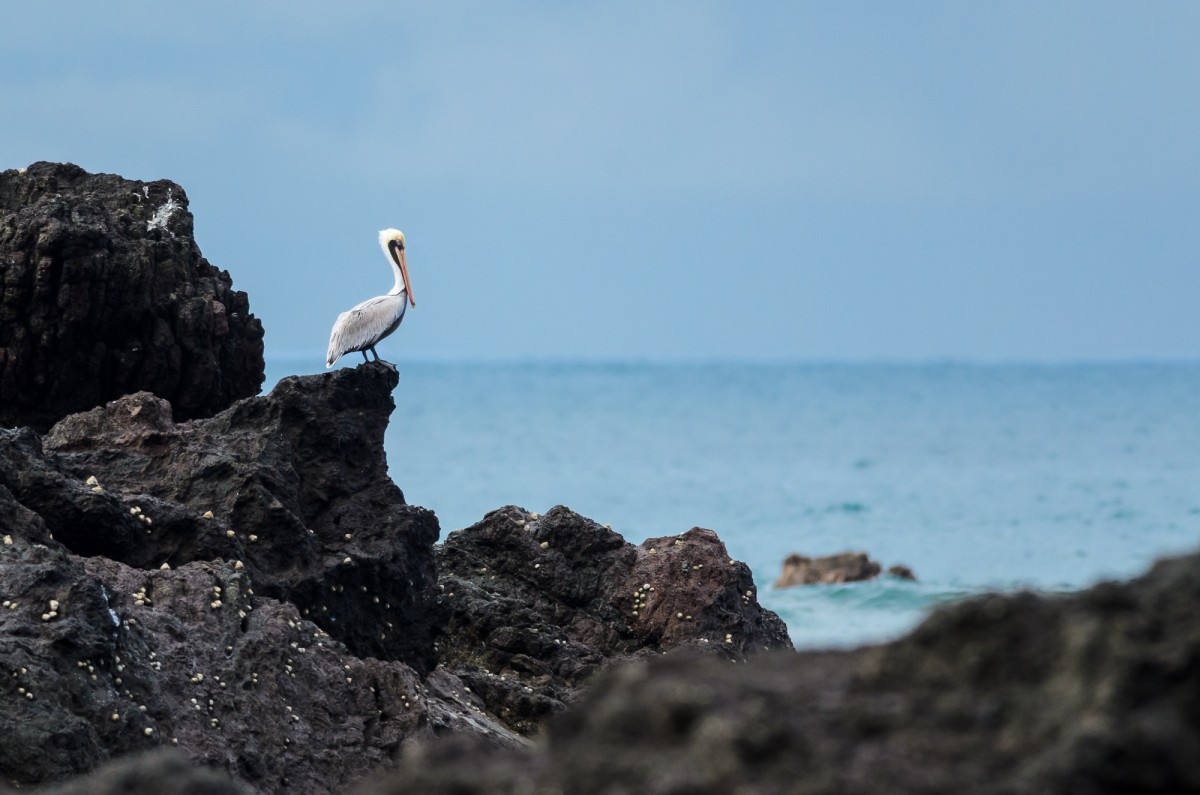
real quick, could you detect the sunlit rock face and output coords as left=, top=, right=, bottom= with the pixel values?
left=0, top=161, right=264, bottom=432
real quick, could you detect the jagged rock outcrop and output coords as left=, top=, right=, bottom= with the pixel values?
left=436, top=507, right=793, bottom=734
left=773, top=550, right=917, bottom=587
left=0, top=364, right=516, bottom=793
left=18, top=364, right=446, bottom=673
left=0, top=162, right=264, bottom=432
left=358, top=549, right=1200, bottom=795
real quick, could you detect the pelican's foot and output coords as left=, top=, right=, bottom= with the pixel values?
left=378, top=360, right=398, bottom=374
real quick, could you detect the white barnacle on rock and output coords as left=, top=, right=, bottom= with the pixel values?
left=160, top=563, right=170, bottom=570
left=86, top=476, right=99, bottom=486
left=2, top=535, right=12, bottom=546
left=248, top=534, right=258, bottom=542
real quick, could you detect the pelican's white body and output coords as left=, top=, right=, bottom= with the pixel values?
left=326, top=229, right=413, bottom=367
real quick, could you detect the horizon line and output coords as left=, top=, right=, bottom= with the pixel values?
left=265, top=351, right=1200, bottom=368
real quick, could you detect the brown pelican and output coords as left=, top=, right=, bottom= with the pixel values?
left=326, top=229, right=415, bottom=368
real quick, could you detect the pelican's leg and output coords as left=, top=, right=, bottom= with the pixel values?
left=361, top=351, right=370, bottom=363
left=369, top=347, right=380, bottom=362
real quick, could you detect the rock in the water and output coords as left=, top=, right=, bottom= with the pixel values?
left=436, top=506, right=793, bottom=734
left=0, top=162, right=264, bottom=432
left=359, top=549, right=1200, bottom=795
left=773, top=550, right=916, bottom=587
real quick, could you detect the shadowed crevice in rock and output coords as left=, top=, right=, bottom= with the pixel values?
left=0, top=162, right=264, bottom=432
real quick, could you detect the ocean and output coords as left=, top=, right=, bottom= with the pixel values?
left=267, top=358, right=1200, bottom=649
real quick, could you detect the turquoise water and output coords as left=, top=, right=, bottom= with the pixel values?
left=267, top=359, right=1200, bottom=649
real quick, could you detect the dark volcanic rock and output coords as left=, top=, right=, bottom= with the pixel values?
left=773, top=550, right=916, bottom=587
left=0, top=162, right=264, bottom=432
left=0, top=363, right=517, bottom=793
left=25, top=363, right=447, bottom=674
left=0, top=531, right=515, bottom=793
left=436, top=506, right=793, bottom=734
left=360, top=550, right=1200, bottom=795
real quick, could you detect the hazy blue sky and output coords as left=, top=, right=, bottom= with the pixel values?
left=3, top=2, right=1197, bottom=362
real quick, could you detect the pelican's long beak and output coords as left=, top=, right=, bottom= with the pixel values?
left=398, top=247, right=415, bottom=307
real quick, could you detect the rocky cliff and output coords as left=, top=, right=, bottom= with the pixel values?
left=0, top=365, right=512, bottom=792
left=0, top=364, right=792, bottom=792
left=0, top=162, right=264, bottom=432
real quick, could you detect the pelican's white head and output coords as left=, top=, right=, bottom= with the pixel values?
left=378, top=228, right=414, bottom=307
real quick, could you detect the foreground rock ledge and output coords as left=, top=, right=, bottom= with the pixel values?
left=27, top=549, right=1200, bottom=794
left=0, top=161, right=265, bottom=432
left=361, top=548, right=1200, bottom=795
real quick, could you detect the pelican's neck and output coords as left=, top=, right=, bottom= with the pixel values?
left=387, top=265, right=405, bottom=297
left=380, top=237, right=406, bottom=296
